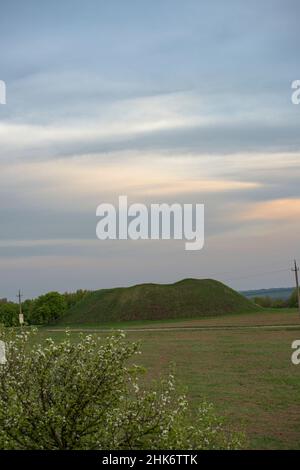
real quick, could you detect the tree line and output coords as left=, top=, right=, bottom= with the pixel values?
left=253, top=288, right=299, bottom=308
left=0, top=290, right=89, bottom=326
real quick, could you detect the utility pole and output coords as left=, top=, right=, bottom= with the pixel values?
left=292, top=260, right=300, bottom=316
left=17, top=290, right=24, bottom=326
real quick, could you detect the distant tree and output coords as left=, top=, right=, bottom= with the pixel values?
left=63, top=289, right=89, bottom=309
left=21, top=299, right=34, bottom=322
left=272, top=298, right=287, bottom=308
left=253, top=296, right=287, bottom=309
left=0, top=290, right=90, bottom=326
left=0, top=330, right=244, bottom=450
left=0, top=302, right=18, bottom=327
left=30, top=292, right=67, bottom=324
left=288, top=288, right=300, bottom=308
left=254, top=296, right=273, bottom=308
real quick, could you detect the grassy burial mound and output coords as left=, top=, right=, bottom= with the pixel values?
left=57, top=278, right=259, bottom=325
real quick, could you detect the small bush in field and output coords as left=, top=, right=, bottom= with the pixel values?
left=0, top=328, right=244, bottom=450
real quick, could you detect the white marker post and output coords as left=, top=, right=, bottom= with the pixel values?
left=0, top=340, right=7, bottom=365
left=17, top=290, right=24, bottom=326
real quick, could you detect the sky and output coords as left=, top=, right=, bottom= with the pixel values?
left=0, top=0, right=300, bottom=300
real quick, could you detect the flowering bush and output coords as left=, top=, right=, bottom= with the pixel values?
left=0, top=328, right=244, bottom=450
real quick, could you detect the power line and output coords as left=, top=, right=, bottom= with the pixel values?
left=202, top=260, right=293, bottom=283
left=223, top=268, right=290, bottom=283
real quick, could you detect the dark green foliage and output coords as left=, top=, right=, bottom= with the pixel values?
left=0, top=290, right=90, bottom=326
left=29, top=292, right=67, bottom=324
left=63, top=289, right=90, bottom=309
left=0, top=302, right=18, bottom=327
left=253, top=296, right=289, bottom=308
left=288, top=288, right=300, bottom=308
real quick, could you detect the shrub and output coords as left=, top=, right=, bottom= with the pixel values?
left=0, top=303, right=19, bottom=327
left=29, top=292, right=67, bottom=324
left=253, top=296, right=287, bottom=308
left=0, top=329, right=244, bottom=450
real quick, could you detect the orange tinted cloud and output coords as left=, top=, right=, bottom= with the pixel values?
left=243, top=198, right=300, bottom=221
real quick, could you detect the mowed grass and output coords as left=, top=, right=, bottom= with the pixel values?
left=37, top=308, right=300, bottom=449
left=49, top=307, right=300, bottom=330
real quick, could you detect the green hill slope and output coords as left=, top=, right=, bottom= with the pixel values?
left=57, top=278, right=259, bottom=325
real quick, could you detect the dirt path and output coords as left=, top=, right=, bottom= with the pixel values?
left=46, top=323, right=300, bottom=333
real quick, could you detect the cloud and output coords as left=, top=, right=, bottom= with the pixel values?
left=0, top=153, right=261, bottom=244
left=242, top=198, right=300, bottom=221
left=2, top=82, right=300, bottom=162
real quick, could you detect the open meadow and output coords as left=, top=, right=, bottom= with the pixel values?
left=35, top=308, right=300, bottom=450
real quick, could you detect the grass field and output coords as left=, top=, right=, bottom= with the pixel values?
left=38, top=308, right=300, bottom=449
